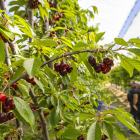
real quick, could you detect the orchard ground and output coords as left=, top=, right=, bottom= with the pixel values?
left=106, top=84, right=140, bottom=140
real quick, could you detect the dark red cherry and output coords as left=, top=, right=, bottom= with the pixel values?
left=63, top=103, right=65, bottom=107
left=94, top=63, right=101, bottom=71
left=86, top=101, right=90, bottom=104
left=5, top=97, right=13, bottom=106
left=7, top=112, right=15, bottom=120
left=77, top=135, right=84, bottom=140
left=57, top=41, right=60, bottom=44
left=107, top=59, right=113, bottom=67
left=10, top=102, right=16, bottom=110
left=54, top=63, right=60, bottom=72
left=52, top=31, right=55, bottom=34
left=0, top=93, right=6, bottom=101
left=66, top=66, right=73, bottom=73
left=16, top=95, right=22, bottom=99
left=59, top=69, right=67, bottom=76
left=95, top=70, right=101, bottom=73
left=38, top=126, right=41, bottom=130
left=32, top=81, right=36, bottom=85
left=88, top=56, right=96, bottom=66
left=60, top=62, right=67, bottom=70
left=5, top=137, right=12, bottom=140
left=48, top=105, right=54, bottom=110
left=3, top=105, right=10, bottom=113
left=101, top=135, right=106, bottom=140
left=50, top=33, right=53, bottom=37
left=101, top=65, right=107, bottom=72
left=0, top=113, right=7, bottom=123
left=44, top=112, right=49, bottom=117
left=103, top=57, right=111, bottom=65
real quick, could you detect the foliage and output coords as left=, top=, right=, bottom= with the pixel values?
left=0, top=0, right=140, bottom=140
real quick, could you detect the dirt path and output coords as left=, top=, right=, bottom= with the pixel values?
left=105, top=84, right=130, bottom=111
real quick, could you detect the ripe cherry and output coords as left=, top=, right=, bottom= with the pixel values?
left=0, top=93, right=6, bottom=101
left=54, top=16, right=59, bottom=21
left=16, top=95, right=22, bottom=99
left=3, top=105, right=10, bottom=113
left=44, top=112, right=49, bottom=117
left=12, top=82, right=18, bottom=89
left=101, top=65, right=107, bottom=72
left=57, top=41, right=60, bottom=44
left=7, top=112, right=15, bottom=120
left=86, top=101, right=90, bottom=104
left=38, top=126, right=41, bottom=130
left=101, top=135, right=106, bottom=140
left=10, top=102, right=16, bottom=110
left=59, top=69, right=67, bottom=76
left=54, top=63, right=60, bottom=72
left=59, top=13, right=63, bottom=18
left=77, top=135, right=84, bottom=140
left=5, top=97, right=13, bottom=106
left=93, top=63, right=101, bottom=71
left=0, top=113, right=7, bottom=123
left=66, top=66, right=73, bottom=73
left=3, top=73, right=8, bottom=77
left=88, top=56, right=96, bottom=66
left=60, top=62, right=67, bottom=70
left=5, top=137, right=12, bottom=140
left=103, top=57, right=111, bottom=65
left=52, top=31, right=55, bottom=34
left=63, top=103, right=65, bottom=107
left=96, top=70, right=101, bottom=73
left=50, top=33, right=53, bottom=37
left=48, top=105, right=54, bottom=110
left=107, top=59, right=113, bottom=67
left=32, top=81, right=36, bottom=85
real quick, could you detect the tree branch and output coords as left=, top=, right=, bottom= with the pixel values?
left=29, top=88, right=50, bottom=140
left=3, top=49, right=107, bottom=92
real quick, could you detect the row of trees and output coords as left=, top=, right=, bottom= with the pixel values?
left=0, top=0, right=140, bottom=140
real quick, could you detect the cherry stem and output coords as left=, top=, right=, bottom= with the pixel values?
left=0, top=102, right=2, bottom=114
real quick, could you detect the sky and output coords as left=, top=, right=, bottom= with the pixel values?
left=5, top=0, right=136, bottom=46
left=78, top=0, right=136, bottom=45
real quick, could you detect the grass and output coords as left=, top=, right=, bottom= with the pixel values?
left=107, top=90, right=140, bottom=140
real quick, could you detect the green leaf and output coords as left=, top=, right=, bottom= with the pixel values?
left=62, top=75, right=69, bottom=85
left=73, top=42, right=89, bottom=51
left=9, top=6, right=19, bottom=12
left=0, top=38, right=5, bottom=61
left=115, top=114, right=140, bottom=135
left=74, top=113, right=92, bottom=121
left=103, top=116, right=116, bottom=123
left=92, top=6, right=98, bottom=14
left=14, top=15, right=36, bottom=39
left=12, top=66, right=24, bottom=80
left=114, top=38, right=128, bottom=46
left=112, top=124, right=125, bottom=140
left=128, top=38, right=140, bottom=44
left=95, top=32, right=105, bottom=43
left=119, top=56, right=134, bottom=77
left=102, top=121, right=113, bottom=140
left=49, top=107, right=60, bottom=128
left=87, top=122, right=101, bottom=140
left=79, top=53, right=94, bottom=77
left=23, top=58, right=42, bottom=78
left=13, top=97, right=35, bottom=130
left=63, top=125, right=82, bottom=139
left=17, top=84, right=29, bottom=96
left=51, top=95, right=57, bottom=108
left=127, top=48, right=140, bottom=56
left=39, top=5, right=49, bottom=20
left=102, top=110, right=119, bottom=115
left=34, top=77, right=44, bottom=92
left=9, top=59, right=24, bottom=67
left=29, top=39, right=57, bottom=46
left=70, top=60, right=78, bottom=85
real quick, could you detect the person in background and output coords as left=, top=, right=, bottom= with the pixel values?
left=127, top=80, right=137, bottom=120
left=133, top=82, right=140, bottom=122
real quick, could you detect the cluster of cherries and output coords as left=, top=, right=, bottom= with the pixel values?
left=49, top=1, right=54, bottom=8
left=29, top=0, right=41, bottom=9
left=0, top=93, right=16, bottom=124
left=49, top=12, right=64, bottom=26
left=88, top=56, right=114, bottom=74
left=54, top=62, right=73, bottom=76
left=24, top=74, right=36, bottom=85
left=3, top=73, right=19, bottom=90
